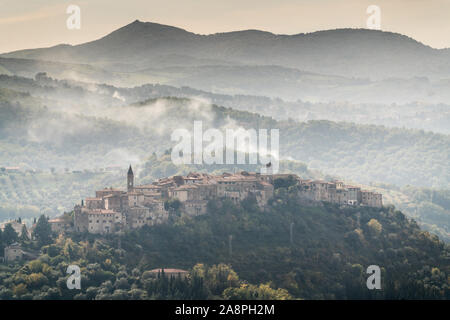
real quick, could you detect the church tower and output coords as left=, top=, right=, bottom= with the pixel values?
left=127, top=165, right=134, bottom=192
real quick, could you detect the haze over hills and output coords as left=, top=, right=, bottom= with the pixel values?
left=2, top=21, right=450, bottom=105
left=0, top=21, right=448, bottom=243
left=0, top=74, right=448, bottom=190
left=3, top=20, right=450, bottom=80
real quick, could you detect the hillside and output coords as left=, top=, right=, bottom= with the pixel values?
left=1, top=79, right=447, bottom=189
left=375, top=185, right=450, bottom=242
left=122, top=83, right=450, bottom=134
left=3, top=21, right=450, bottom=81
left=0, top=189, right=448, bottom=299
left=119, top=192, right=450, bottom=299
left=0, top=74, right=448, bottom=243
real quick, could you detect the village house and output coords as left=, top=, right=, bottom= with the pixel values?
left=87, top=209, right=122, bottom=234
left=298, top=179, right=382, bottom=207
left=0, top=220, right=29, bottom=238
left=2, top=243, right=39, bottom=263
left=4, top=243, right=23, bottom=263
left=48, top=216, right=73, bottom=234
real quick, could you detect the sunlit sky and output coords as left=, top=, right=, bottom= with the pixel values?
left=1, top=0, right=449, bottom=53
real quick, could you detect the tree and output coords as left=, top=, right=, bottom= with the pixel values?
left=20, top=225, right=29, bottom=242
left=367, top=218, right=382, bottom=235
left=33, top=215, right=52, bottom=246
left=26, top=273, right=48, bottom=289
left=206, top=264, right=240, bottom=296
left=273, top=176, right=297, bottom=190
left=223, top=283, right=292, bottom=300
left=12, top=283, right=27, bottom=298
left=3, top=224, right=18, bottom=245
left=164, top=199, right=181, bottom=211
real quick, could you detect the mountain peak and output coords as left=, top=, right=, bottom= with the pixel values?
left=80, top=19, right=196, bottom=52
left=120, top=20, right=190, bottom=33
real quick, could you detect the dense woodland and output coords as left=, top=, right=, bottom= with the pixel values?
left=0, top=183, right=448, bottom=300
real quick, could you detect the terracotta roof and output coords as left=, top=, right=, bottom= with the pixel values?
left=104, top=194, right=122, bottom=198
left=49, top=218, right=69, bottom=223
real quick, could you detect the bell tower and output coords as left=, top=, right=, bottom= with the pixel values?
left=127, top=165, right=134, bottom=192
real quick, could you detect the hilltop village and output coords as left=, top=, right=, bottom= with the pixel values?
left=48, top=166, right=383, bottom=235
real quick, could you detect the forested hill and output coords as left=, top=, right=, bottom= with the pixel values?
left=121, top=191, right=449, bottom=299
left=0, top=187, right=448, bottom=300
left=1, top=80, right=448, bottom=189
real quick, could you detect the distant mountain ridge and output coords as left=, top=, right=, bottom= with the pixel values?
left=3, top=20, right=450, bottom=80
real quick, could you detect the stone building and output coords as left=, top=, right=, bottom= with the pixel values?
left=87, top=209, right=121, bottom=234
left=361, top=190, right=383, bottom=207
left=85, top=198, right=103, bottom=209
left=4, top=243, right=23, bottom=262
left=0, top=220, right=28, bottom=237
left=49, top=216, right=73, bottom=234
left=298, top=180, right=382, bottom=207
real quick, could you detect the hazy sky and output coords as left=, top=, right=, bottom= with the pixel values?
left=1, top=0, right=449, bottom=53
